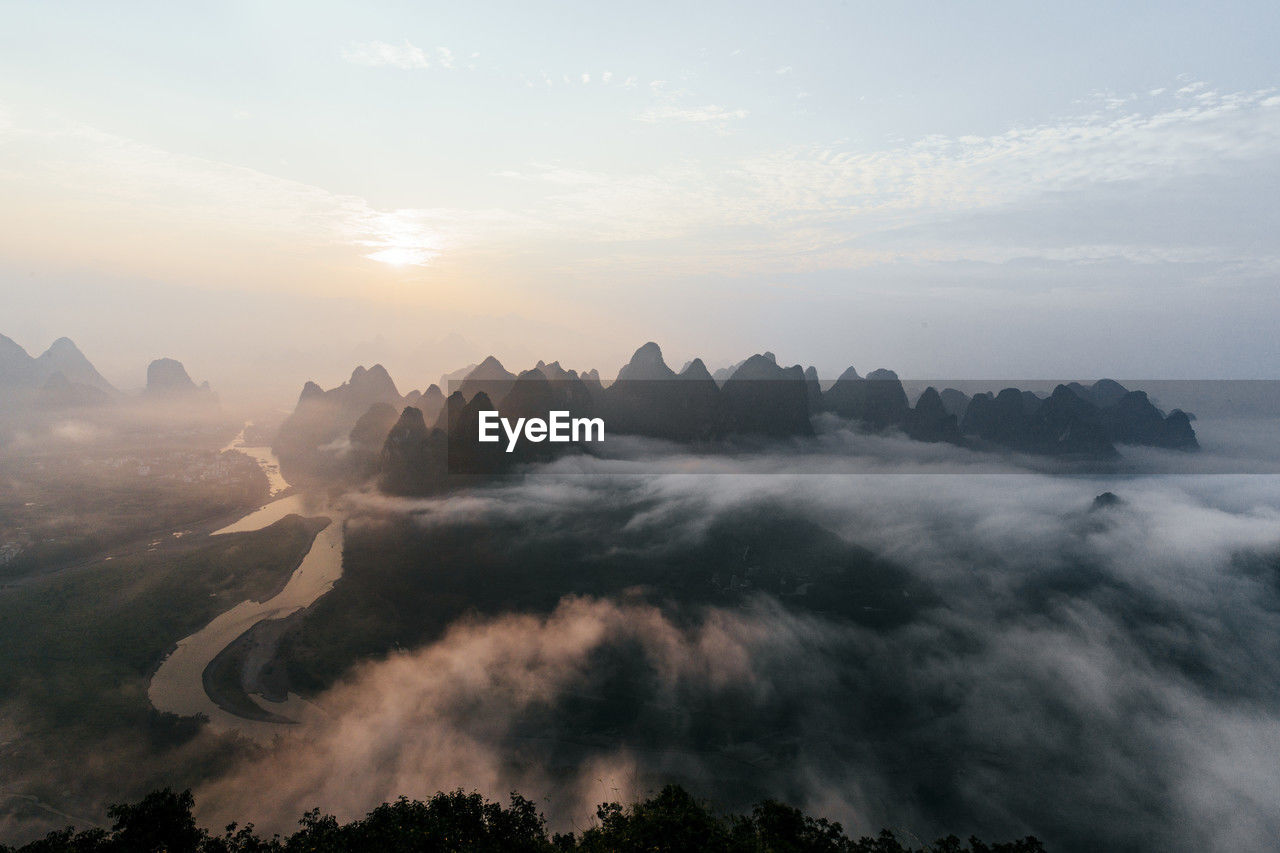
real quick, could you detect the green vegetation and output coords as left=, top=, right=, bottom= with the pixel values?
left=2, top=786, right=1045, bottom=853
left=0, top=516, right=325, bottom=832
left=0, top=441, right=267, bottom=581
left=281, top=503, right=929, bottom=693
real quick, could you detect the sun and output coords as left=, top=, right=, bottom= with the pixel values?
left=366, top=246, right=436, bottom=267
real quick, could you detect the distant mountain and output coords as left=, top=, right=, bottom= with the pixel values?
left=0, top=334, right=35, bottom=387
left=822, top=366, right=910, bottom=429
left=719, top=354, right=813, bottom=437
left=143, top=357, right=218, bottom=407
left=0, top=334, right=117, bottom=396
left=712, top=352, right=776, bottom=386
left=273, top=363, right=410, bottom=483
left=32, top=337, right=117, bottom=395
left=271, top=342, right=1202, bottom=496
left=457, top=356, right=517, bottom=403
left=0, top=335, right=124, bottom=426
left=0, top=335, right=237, bottom=435
left=617, top=342, right=677, bottom=381
left=403, top=384, right=446, bottom=423
left=903, top=387, right=962, bottom=444
left=605, top=343, right=716, bottom=441
left=960, top=379, right=1196, bottom=456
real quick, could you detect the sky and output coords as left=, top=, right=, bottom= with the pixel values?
left=1, top=0, right=1278, bottom=406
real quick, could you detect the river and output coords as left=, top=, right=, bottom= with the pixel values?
left=147, top=426, right=343, bottom=740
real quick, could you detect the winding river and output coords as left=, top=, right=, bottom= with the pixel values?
left=147, top=428, right=343, bottom=741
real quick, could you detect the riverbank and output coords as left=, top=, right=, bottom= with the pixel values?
left=147, top=429, right=347, bottom=740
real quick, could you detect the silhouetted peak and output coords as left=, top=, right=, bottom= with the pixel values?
left=727, top=353, right=790, bottom=381
left=455, top=357, right=517, bottom=397
left=146, top=357, right=197, bottom=394
left=299, top=381, right=324, bottom=403
left=45, top=337, right=82, bottom=356
left=618, top=342, right=675, bottom=381
left=1091, top=492, right=1124, bottom=511
left=435, top=391, right=470, bottom=430
left=865, top=368, right=899, bottom=382
left=387, top=406, right=429, bottom=440
left=914, top=387, right=947, bottom=418
left=346, top=363, right=400, bottom=401
left=30, top=336, right=115, bottom=393
left=678, top=358, right=714, bottom=382
left=534, top=360, right=576, bottom=382
left=1091, top=379, right=1129, bottom=406
left=835, top=366, right=861, bottom=383
left=470, top=355, right=512, bottom=376
left=804, top=366, right=819, bottom=381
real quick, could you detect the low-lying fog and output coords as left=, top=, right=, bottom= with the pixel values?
left=196, top=425, right=1280, bottom=852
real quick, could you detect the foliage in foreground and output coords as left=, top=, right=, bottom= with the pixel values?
left=2, top=785, right=1045, bottom=853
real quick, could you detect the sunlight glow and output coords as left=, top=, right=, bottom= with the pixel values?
left=366, top=246, right=437, bottom=266
left=354, top=210, right=443, bottom=267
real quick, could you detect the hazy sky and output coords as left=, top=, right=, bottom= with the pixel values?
left=2, top=1, right=1278, bottom=405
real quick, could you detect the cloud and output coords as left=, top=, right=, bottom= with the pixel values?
left=198, top=449, right=1280, bottom=850
left=4, top=80, right=1279, bottom=296
left=0, top=104, right=533, bottom=283
left=341, top=40, right=431, bottom=70
left=499, top=85, right=1280, bottom=280
left=636, top=104, right=749, bottom=127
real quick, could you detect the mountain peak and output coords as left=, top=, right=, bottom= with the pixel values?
left=678, top=358, right=714, bottom=382
left=146, top=357, right=197, bottom=394
left=299, top=381, right=325, bottom=403
left=45, top=337, right=82, bottom=356
left=346, top=362, right=400, bottom=405
left=726, top=353, right=792, bottom=382
left=32, top=336, right=116, bottom=394
left=618, top=342, right=675, bottom=381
